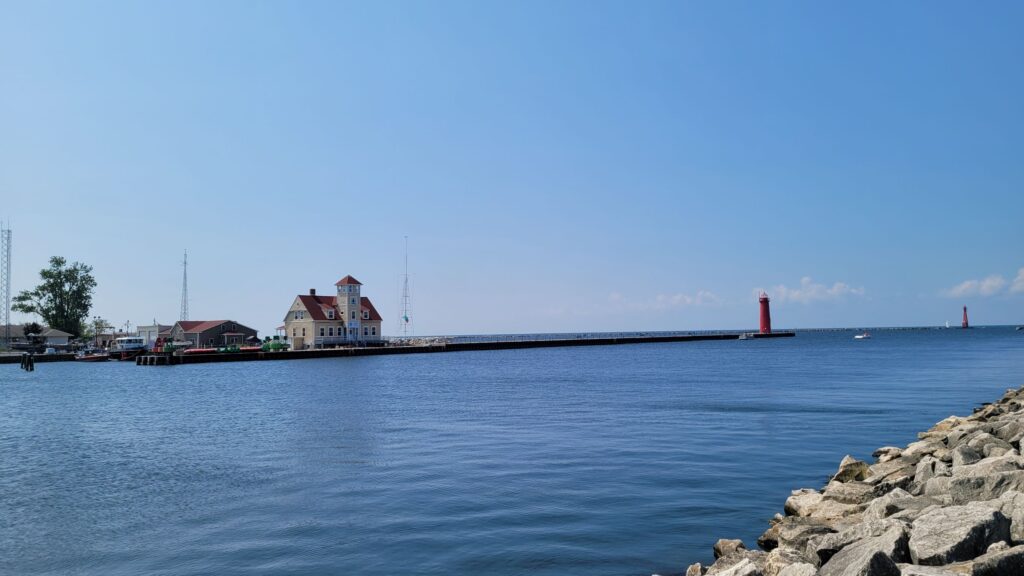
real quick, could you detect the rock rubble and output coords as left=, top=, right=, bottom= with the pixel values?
left=680, top=385, right=1024, bottom=576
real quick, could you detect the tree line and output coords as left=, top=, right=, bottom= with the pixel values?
left=12, top=256, right=97, bottom=337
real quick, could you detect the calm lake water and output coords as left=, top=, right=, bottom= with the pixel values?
left=3, top=328, right=1024, bottom=575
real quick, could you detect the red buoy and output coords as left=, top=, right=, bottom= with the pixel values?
left=759, top=292, right=772, bottom=334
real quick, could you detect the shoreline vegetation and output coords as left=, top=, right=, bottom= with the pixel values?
left=677, top=386, right=1024, bottom=576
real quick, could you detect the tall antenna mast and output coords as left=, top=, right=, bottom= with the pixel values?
left=179, top=249, right=189, bottom=321
left=399, top=236, right=413, bottom=336
left=1, top=223, right=10, bottom=346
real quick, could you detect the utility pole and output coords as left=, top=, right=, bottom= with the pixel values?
left=180, top=250, right=189, bottom=321
left=1, top=223, right=11, bottom=347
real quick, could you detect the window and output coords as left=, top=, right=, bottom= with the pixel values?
left=327, top=309, right=334, bottom=319
left=319, top=327, right=325, bottom=337
left=351, top=311, right=355, bottom=319
left=351, top=298, right=356, bottom=305
left=302, top=328, right=306, bottom=337
left=363, top=327, right=368, bottom=336
left=363, top=311, right=369, bottom=320
left=295, top=310, right=304, bottom=320
left=328, top=327, right=334, bottom=337
left=371, top=327, right=376, bottom=336
left=292, top=328, right=296, bottom=337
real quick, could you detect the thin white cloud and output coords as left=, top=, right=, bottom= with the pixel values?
left=764, top=277, right=865, bottom=304
left=943, top=274, right=1008, bottom=298
left=1011, top=268, right=1024, bottom=294
left=609, top=290, right=722, bottom=311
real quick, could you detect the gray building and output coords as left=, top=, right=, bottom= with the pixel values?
left=169, top=320, right=258, bottom=347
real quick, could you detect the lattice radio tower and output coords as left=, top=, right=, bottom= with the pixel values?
left=398, top=236, right=413, bottom=336
left=1, top=224, right=10, bottom=346
left=179, top=249, right=189, bottom=321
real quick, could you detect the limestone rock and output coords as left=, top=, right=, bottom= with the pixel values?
left=833, top=456, right=870, bottom=483
left=946, top=471, right=1024, bottom=504
left=987, top=541, right=1011, bottom=554
left=904, top=439, right=945, bottom=462
left=864, top=459, right=913, bottom=485
left=908, top=504, right=1010, bottom=564
left=996, top=490, right=1024, bottom=543
left=759, top=517, right=836, bottom=553
left=951, top=454, right=1024, bottom=479
left=863, top=488, right=941, bottom=521
left=805, top=519, right=907, bottom=567
left=818, top=526, right=907, bottom=576
left=895, top=565, right=961, bottom=575
left=971, top=544, right=1024, bottom=576
left=967, top=433, right=1014, bottom=458
left=823, top=481, right=876, bottom=505
left=952, top=445, right=984, bottom=468
left=686, top=563, right=703, bottom=576
left=916, top=456, right=951, bottom=486
left=716, top=539, right=747, bottom=559
left=776, top=564, right=816, bottom=576
left=764, top=546, right=807, bottom=576
left=872, top=447, right=902, bottom=463
left=707, top=557, right=762, bottom=576
left=786, top=489, right=824, bottom=517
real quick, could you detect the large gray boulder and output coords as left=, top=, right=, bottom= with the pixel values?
left=946, top=470, right=1024, bottom=504
left=863, top=488, right=941, bottom=521
left=914, top=456, right=950, bottom=486
left=818, top=526, right=907, bottom=576
left=805, top=519, right=907, bottom=566
left=951, top=444, right=984, bottom=468
left=951, top=454, right=1024, bottom=478
left=971, top=544, right=1024, bottom=576
left=871, top=447, right=902, bottom=463
left=759, top=517, right=836, bottom=552
left=763, top=546, right=807, bottom=576
left=908, top=504, right=1011, bottom=564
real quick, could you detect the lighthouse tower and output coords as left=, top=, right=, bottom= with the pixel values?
left=336, top=275, right=363, bottom=341
left=759, top=292, right=772, bottom=334
left=962, top=306, right=969, bottom=329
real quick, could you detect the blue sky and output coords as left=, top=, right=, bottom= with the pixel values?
left=2, top=1, right=1022, bottom=336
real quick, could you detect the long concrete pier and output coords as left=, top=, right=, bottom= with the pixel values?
left=135, top=331, right=795, bottom=366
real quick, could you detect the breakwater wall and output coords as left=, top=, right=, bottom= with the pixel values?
left=0, top=353, right=76, bottom=364
left=137, top=331, right=795, bottom=366
left=683, top=386, right=1024, bottom=576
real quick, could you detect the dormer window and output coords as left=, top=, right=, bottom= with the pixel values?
left=363, top=311, right=369, bottom=320
left=327, top=309, right=334, bottom=319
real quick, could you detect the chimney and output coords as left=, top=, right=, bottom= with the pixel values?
left=310, top=288, right=316, bottom=296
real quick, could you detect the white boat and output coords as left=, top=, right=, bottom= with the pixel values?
left=854, top=332, right=871, bottom=340
left=109, top=336, right=147, bottom=360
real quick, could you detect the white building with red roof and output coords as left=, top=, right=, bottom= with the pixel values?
left=282, top=275, right=383, bottom=349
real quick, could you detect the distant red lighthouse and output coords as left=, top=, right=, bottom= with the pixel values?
left=962, top=306, right=969, bottom=329
left=759, top=292, right=772, bottom=334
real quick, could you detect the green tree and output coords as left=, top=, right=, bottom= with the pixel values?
left=12, top=256, right=97, bottom=337
left=22, top=321, right=44, bottom=346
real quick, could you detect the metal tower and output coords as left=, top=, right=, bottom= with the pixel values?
left=1, top=225, right=10, bottom=345
left=179, top=250, right=189, bottom=321
left=398, top=236, right=413, bottom=336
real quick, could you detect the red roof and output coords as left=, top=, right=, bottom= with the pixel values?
left=361, top=297, right=383, bottom=321
left=176, top=320, right=234, bottom=333
left=335, top=275, right=363, bottom=286
left=296, top=294, right=341, bottom=321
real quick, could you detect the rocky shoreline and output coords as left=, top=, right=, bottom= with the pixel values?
left=676, top=385, right=1024, bottom=576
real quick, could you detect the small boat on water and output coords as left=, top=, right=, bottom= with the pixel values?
left=854, top=332, right=871, bottom=340
left=76, top=351, right=110, bottom=362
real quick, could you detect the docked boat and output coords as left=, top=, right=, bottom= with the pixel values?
left=76, top=350, right=110, bottom=362
left=854, top=332, right=871, bottom=340
left=109, top=336, right=147, bottom=360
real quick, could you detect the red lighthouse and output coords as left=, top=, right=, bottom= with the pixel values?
left=759, top=292, right=772, bottom=334
left=962, top=306, right=969, bottom=329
